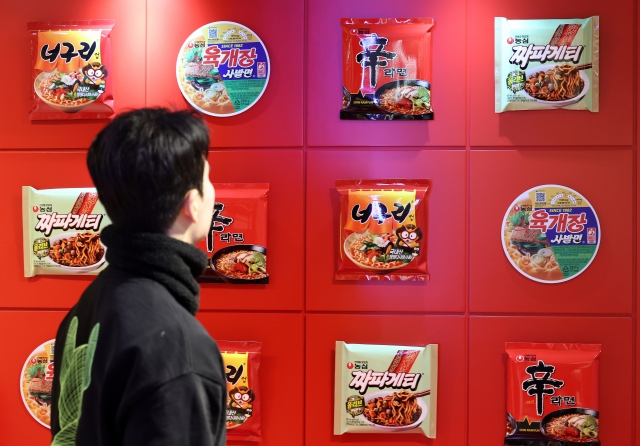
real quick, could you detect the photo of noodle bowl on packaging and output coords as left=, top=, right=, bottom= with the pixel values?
left=28, top=20, right=115, bottom=120
left=502, top=185, right=600, bottom=284
left=335, top=341, right=438, bottom=437
left=495, top=17, right=599, bottom=112
left=219, top=341, right=262, bottom=442
left=506, top=343, right=601, bottom=445
left=341, top=18, right=434, bottom=120
left=177, top=22, right=270, bottom=117
left=336, top=180, right=430, bottom=281
left=23, top=187, right=110, bottom=277
left=196, top=184, right=268, bottom=284
left=20, top=340, right=55, bottom=428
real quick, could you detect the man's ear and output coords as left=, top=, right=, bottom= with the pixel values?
left=181, top=189, right=201, bottom=224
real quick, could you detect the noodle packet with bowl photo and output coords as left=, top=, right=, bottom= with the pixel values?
left=335, top=341, right=438, bottom=437
left=336, top=179, right=430, bottom=281
left=28, top=20, right=115, bottom=120
left=196, top=183, right=268, bottom=284
left=505, top=343, right=601, bottom=445
left=495, top=17, right=599, bottom=112
left=23, top=186, right=110, bottom=277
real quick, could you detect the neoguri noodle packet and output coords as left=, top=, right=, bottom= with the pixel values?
left=336, top=179, right=430, bottom=281
left=335, top=341, right=438, bottom=437
left=341, top=18, right=434, bottom=120
left=20, top=339, right=55, bottom=428
left=495, top=17, right=599, bottom=112
left=23, top=187, right=110, bottom=277
left=196, top=184, right=268, bottom=284
left=506, top=343, right=601, bottom=445
left=28, top=20, right=115, bottom=120
left=219, top=341, right=262, bottom=442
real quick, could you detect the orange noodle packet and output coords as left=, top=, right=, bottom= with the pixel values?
left=334, top=341, right=438, bottom=437
left=505, top=343, right=601, bottom=445
left=195, top=184, right=268, bottom=284
left=495, top=17, right=599, bottom=112
left=336, top=179, right=430, bottom=281
left=23, top=187, right=111, bottom=277
left=219, top=341, right=262, bottom=442
left=28, top=20, right=115, bottom=120
left=341, top=18, right=434, bottom=120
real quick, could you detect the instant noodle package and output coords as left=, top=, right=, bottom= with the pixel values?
left=336, top=180, right=430, bottom=281
left=23, top=187, right=110, bottom=277
left=176, top=22, right=270, bottom=117
left=20, top=339, right=55, bottom=428
left=219, top=341, right=262, bottom=442
left=506, top=343, right=601, bottom=445
left=196, top=184, right=268, bottom=284
left=495, top=17, right=599, bottom=112
left=334, top=341, right=438, bottom=437
left=501, top=185, right=600, bottom=283
left=341, top=18, right=434, bottom=120
left=28, top=20, right=115, bottom=120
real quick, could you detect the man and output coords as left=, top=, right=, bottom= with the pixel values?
left=50, top=108, right=226, bottom=445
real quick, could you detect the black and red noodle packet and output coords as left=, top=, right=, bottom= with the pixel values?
left=506, top=343, right=601, bottom=445
left=336, top=179, right=430, bottom=281
left=28, top=20, right=115, bottom=120
left=219, top=341, right=262, bottom=442
left=196, top=184, right=268, bottom=284
left=341, top=18, right=434, bottom=120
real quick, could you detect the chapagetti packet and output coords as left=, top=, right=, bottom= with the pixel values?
left=341, top=18, right=434, bottom=120
left=335, top=341, right=438, bottom=437
left=219, top=341, right=262, bottom=442
left=495, top=17, right=599, bottom=112
left=336, top=179, right=430, bottom=281
left=506, top=343, right=601, bottom=445
left=28, top=20, right=115, bottom=120
left=196, top=184, right=268, bottom=284
left=23, top=187, right=110, bottom=277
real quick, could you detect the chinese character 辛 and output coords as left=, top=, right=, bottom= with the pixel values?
left=206, top=203, right=234, bottom=252
left=355, top=33, right=398, bottom=88
left=522, top=360, right=565, bottom=416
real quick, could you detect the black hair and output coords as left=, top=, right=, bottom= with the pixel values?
left=87, top=108, right=210, bottom=233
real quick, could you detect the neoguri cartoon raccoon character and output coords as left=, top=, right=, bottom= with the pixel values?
left=395, top=224, right=422, bottom=253
left=229, top=386, right=255, bottom=415
left=81, top=62, right=108, bottom=88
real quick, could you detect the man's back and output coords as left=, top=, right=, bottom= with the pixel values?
left=50, top=266, right=226, bottom=445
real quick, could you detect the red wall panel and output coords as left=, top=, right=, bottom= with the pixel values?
left=468, top=0, right=634, bottom=146
left=145, top=0, right=304, bottom=148
left=306, top=314, right=466, bottom=446
left=469, top=316, right=633, bottom=446
left=306, top=0, right=467, bottom=147
left=0, top=0, right=146, bottom=149
left=197, top=312, right=304, bottom=446
left=470, top=150, right=633, bottom=314
left=306, top=150, right=466, bottom=313
left=0, top=311, right=66, bottom=445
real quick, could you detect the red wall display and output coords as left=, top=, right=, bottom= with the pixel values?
left=0, top=0, right=637, bottom=444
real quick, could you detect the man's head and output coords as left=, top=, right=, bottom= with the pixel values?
left=87, top=108, right=214, bottom=243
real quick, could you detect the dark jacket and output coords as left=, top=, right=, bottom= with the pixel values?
left=50, top=266, right=227, bottom=445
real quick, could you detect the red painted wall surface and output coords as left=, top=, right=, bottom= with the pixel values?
left=0, top=0, right=636, bottom=444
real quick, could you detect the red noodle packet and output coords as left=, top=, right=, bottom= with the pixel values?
left=28, top=20, right=115, bottom=120
left=341, top=18, right=434, bottom=120
left=335, top=179, right=430, bottom=281
left=505, top=343, right=601, bottom=445
left=196, top=183, right=268, bottom=284
left=218, top=341, right=262, bottom=442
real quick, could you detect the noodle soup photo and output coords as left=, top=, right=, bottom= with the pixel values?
left=20, top=340, right=55, bottom=428
left=541, top=409, right=599, bottom=443
left=501, top=185, right=600, bottom=284
left=211, top=245, right=268, bottom=284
